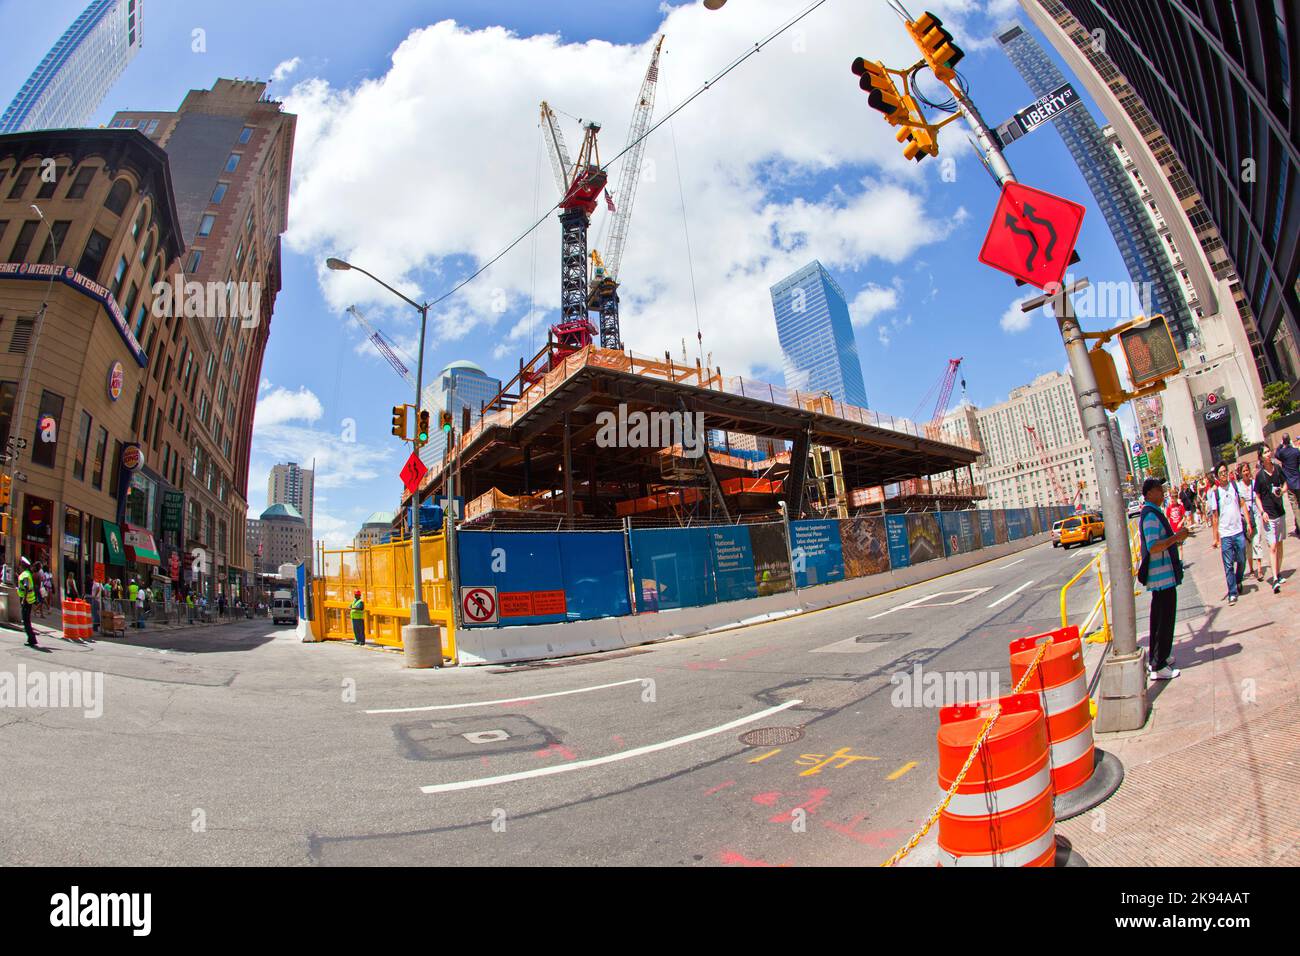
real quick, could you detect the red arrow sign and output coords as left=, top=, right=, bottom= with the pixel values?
left=400, top=452, right=428, bottom=494
left=978, top=181, right=1085, bottom=289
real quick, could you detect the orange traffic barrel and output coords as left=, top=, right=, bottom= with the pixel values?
left=61, top=599, right=93, bottom=640
left=936, top=692, right=1056, bottom=867
left=1009, top=626, right=1094, bottom=797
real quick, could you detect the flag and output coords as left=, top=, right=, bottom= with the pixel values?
left=605, top=190, right=616, bottom=212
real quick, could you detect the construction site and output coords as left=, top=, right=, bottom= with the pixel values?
left=346, top=38, right=988, bottom=536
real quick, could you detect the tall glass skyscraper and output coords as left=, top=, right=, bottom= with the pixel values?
left=995, top=22, right=1195, bottom=350
left=419, top=360, right=503, bottom=467
left=0, top=0, right=143, bottom=134
left=769, top=260, right=869, bottom=408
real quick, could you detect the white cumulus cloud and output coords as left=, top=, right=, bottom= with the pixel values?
left=254, top=386, right=325, bottom=427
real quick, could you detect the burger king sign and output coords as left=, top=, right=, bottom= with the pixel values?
left=107, top=360, right=124, bottom=401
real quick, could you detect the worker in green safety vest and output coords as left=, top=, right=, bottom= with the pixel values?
left=16, top=556, right=40, bottom=648
left=350, top=590, right=366, bottom=645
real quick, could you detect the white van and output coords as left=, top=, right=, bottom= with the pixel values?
left=271, top=589, right=296, bottom=625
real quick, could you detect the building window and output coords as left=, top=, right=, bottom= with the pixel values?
left=104, top=179, right=132, bottom=216
left=35, top=167, right=65, bottom=200
left=0, top=381, right=16, bottom=451
left=36, top=221, right=70, bottom=264
left=110, top=257, right=129, bottom=297
left=122, top=282, right=139, bottom=317
left=187, top=250, right=202, bottom=273
left=7, top=167, right=34, bottom=200
left=76, top=230, right=110, bottom=280
left=8, top=220, right=39, bottom=262
left=138, top=234, right=154, bottom=265
left=72, top=408, right=92, bottom=481
left=224, top=154, right=241, bottom=173
left=31, top=390, right=65, bottom=469
left=91, top=426, right=108, bottom=489
left=197, top=214, right=215, bottom=237
left=146, top=119, right=159, bottom=135
left=238, top=126, right=254, bottom=144
left=211, top=183, right=228, bottom=204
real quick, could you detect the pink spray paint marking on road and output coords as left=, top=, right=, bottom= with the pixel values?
left=705, top=780, right=737, bottom=796
left=768, top=787, right=831, bottom=824
left=751, top=791, right=781, bottom=806
left=718, top=849, right=793, bottom=867
left=534, top=743, right=577, bottom=761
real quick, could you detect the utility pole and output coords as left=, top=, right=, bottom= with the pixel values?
left=868, top=5, right=1147, bottom=730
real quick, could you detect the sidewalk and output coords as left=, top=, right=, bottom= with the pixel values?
left=1059, top=530, right=1300, bottom=865
left=2, top=606, right=257, bottom=642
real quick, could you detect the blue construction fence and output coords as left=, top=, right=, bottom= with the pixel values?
left=455, top=506, right=1074, bottom=627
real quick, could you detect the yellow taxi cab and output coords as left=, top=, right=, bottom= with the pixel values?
left=1058, top=512, right=1104, bottom=548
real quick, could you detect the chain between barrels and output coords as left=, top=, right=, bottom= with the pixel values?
left=880, top=642, right=1049, bottom=867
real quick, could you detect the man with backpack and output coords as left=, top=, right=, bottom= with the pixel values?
left=1207, top=461, right=1253, bottom=605
left=1139, top=477, right=1190, bottom=680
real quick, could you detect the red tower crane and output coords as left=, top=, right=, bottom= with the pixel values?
left=1025, top=423, right=1071, bottom=507
left=912, top=357, right=964, bottom=436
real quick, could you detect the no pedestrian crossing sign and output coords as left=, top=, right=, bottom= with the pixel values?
left=461, top=586, right=498, bottom=625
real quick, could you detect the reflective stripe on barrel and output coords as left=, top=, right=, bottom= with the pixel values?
left=1010, top=626, right=1096, bottom=796
left=936, top=693, right=1057, bottom=867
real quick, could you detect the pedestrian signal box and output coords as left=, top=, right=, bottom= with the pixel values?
left=1118, top=315, right=1180, bottom=388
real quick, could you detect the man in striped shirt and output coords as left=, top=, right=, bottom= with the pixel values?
left=1140, top=477, right=1190, bottom=680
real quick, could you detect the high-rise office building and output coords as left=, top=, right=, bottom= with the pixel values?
left=268, top=462, right=314, bottom=562
left=1019, top=0, right=1279, bottom=472
left=418, top=360, right=502, bottom=467
left=995, top=21, right=1196, bottom=350
left=947, top=371, right=1100, bottom=511
left=1023, top=0, right=1298, bottom=393
left=0, top=0, right=144, bottom=134
left=769, top=261, right=869, bottom=409
left=112, top=79, right=297, bottom=595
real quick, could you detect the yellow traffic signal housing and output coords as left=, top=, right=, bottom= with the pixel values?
left=417, top=409, right=431, bottom=445
left=850, top=57, right=908, bottom=125
left=909, top=12, right=965, bottom=83
left=896, top=122, right=937, bottom=162
left=391, top=404, right=409, bottom=440
left=0, top=473, right=10, bottom=509
left=1089, top=347, right=1126, bottom=411
left=438, top=410, right=453, bottom=435
left=0, top=513, right=9, bottom=536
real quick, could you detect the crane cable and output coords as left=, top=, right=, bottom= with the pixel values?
left=417, top=0, right=835, bottom=312
left=668, top=111, right=704, bottom=368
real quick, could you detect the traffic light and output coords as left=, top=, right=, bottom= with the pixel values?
left=908, top=12, right=964, bottom=83
left=896, top=122, right=937, bottom=162
left=0, top=513, right=8, bottom=536
left=850, top=57, right=907, bottom=125
left=1118, top=315, right=1180, bottom=388
left=417, top=409, right=431, bottom=445
left=438, top=410, right=453, bottom=435
left=390, top=404, right=409, bottom=440
left=1088, top=347, right=1126, bottom=411
left=0, top=474, right=10, bottom=509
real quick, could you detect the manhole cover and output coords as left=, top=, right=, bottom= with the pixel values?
left=739, top=726, right=805, bottom=746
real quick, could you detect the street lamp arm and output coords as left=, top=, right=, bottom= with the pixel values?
left=342, top=262, right=427, bottom=313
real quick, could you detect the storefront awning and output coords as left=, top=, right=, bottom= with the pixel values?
left=124, top=526, right=160, bottom=565
left=102, top=520, right=127, bottom=565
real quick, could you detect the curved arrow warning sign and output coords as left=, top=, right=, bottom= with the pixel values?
left=461, top=586, right=498, bottom=625
left=979, top=181, right=1085, bottom=289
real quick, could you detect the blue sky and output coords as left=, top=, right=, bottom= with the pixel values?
left=1, top=0, right=1149, bottom=544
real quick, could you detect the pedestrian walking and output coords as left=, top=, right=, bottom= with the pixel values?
left=350, top=589, right=366, bottom=645
left=1207, top=461, right=1252, bottom=604
left=64, top=572, right=78, bottom=600
left=1254, top=445, right=1288, bottom=594
left=1238, top=462, right=1261, bottom=581
left=1165, top=492, right=1187, bottom=533
left=1275, top=434, right=1300, bottom=538
left=1138, top=477, right=1189, bottom=680
left=15, top=556, right=40, bottom=648
left=89, top=577, right=103, bottom=632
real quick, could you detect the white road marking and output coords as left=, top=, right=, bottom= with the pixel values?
left=810, top=637, right=889, bottom=653
left=987, top=580, right=1036, bottom=608
left=868, top=587, right=992, bottom=620
left=365, top=677, right=645, bottom=715
left=418, top=700, right=802, bottom=794
left=998, top=558, right=1026, bottom=570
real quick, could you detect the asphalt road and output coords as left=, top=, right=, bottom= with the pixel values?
left=0, top=540, right=1207, bottom=866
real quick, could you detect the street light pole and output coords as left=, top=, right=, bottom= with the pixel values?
left=326, top=257, right=438, bottom=664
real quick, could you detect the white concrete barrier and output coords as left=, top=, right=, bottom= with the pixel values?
left=455, top=532, right=1052, bottom=665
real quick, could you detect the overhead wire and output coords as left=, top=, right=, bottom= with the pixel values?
left=418, top=0, right=834, bottom=312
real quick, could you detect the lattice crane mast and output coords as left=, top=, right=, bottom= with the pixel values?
left=589, top=35, right=665, bottom=350
left=1025, top=423, right=1071, bottom=507
left=912, top=356, right=964, bottom=437
left=540, top=102, right=607, bottom=366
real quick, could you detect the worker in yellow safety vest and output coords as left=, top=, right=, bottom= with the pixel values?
left=16, top=556, right=40, bottom=648
left=350, top=590, right=366, bottom=645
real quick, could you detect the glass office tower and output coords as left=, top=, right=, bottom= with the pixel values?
left=769, top=260, right=869, bottom=408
